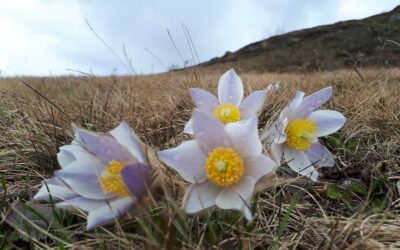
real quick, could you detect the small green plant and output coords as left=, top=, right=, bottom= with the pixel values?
left=326, top=181, right=368, bottom=210
left=325, top=132, right=359, bottom=151
left=270, top=197, right=298, bottom=250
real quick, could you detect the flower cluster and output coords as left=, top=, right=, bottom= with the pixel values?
left=33, top=68, right=345, bottom=230
left=262, top=87, right=346, bottom=180
left=34, top=122, right=150, bottom=230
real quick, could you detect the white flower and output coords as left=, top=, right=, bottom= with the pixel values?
left=184, top=68, right=276, bottom=134
left=263, top=87, right=346, bottom=181
left=34, top=122, right=149, bottom=230
left=160, top=111, right=275, bottom=219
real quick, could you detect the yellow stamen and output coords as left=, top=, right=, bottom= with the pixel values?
left=205, top=147, right=244, bottom=187
left=213, top=103, right=241, bottom=124
left=100, top=160, right=129, bottom=197
left=285, top=119, right=317, bottom=151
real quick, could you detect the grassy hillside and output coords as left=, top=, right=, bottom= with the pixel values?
left=0, top=68, right=399, bottom=248
left=201, top=6, right=400, bottom=72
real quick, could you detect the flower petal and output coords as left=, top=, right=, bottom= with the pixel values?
left=273, top=117, right=288, bottom=144
left=189, top=88, right=219, bottom=113
left=57, top=150, right=76, bottom=168
left=286, top=91, right=305, bottom=119
left=224, top=117, right=262, bottom=159
left=74, top=129, right=133, bottom=163
left=182, top=181, right=221, bottom=213
left=242, top=205, right=253, bottom=220
left=183, top=118, right=194, bottom=135
left=56, top=158, right=112, bottom=200
left=158, top=140, right=207, bottom=183
left=57, top=142, right=93, bottom=168
left=217, top=69, right=244, bottom=106
left=86, top=197, right=135, bottom=230
left=294, top=87, right=333, bottom=118
left=305, top=141, right=335, bottom=167
left=56, top=197, right=108, bottom=212
left=261, top=113, right=287, bottom=144
left=284, top=146, right=318, bottom=181
left=245, top=154, right=275, bottom=182
left=239, top=90, right=267, bottom=119
left=34, top=177, right=77, bottom=201
left=215, top=176, right=255, bottom=220
left=193, top=111, right=225, bottom=152
left=110, top=121, right=147, bottom=164
left=121, top=163, right=149, bottom=200
left=60, top=142, right=91, bottom=156
left=308, top=110, right=346, bottom=137
left=271, top=143, right=284, bottom=166
left=260, top=125, right=274, bottom=143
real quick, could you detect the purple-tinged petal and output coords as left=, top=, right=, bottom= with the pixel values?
left=245, top=154, right=275, bottom=182
left=182, top=181, right=221, bottom=213
left=305, top=141, right=335, bottom=167
left=34, top=177, right=77, bottom=201
left=286, top=91, right=305, bottom=119
left=239, top=90, right=267, bottom=119
left=159, top=140, right=207, bottom=183
left=215, top=176, right=255, bottom=220
left=56, top=197, right=108, bottom=212
left=284, top=146, right=318, bottom=181
left=110, top=121, right=146, bottom=164
left=183, top=118, right=194, bottom=135
left=189, top=88, right=219, bottom=113
left=86, top=197, right=135, bottom=230
left=293, top=87, right=333, bottom=119
left=218, top=69, right=244, bottom=106
left=193, top=111, right=225, bottom=152
left=121, top=163, right=149, bottom=200
left=75, top=129, right=133, bottom=163
left=56, top=158, right=112, bottom=200
left=308, top=110, right=346, bottom=137
left=224, top=118, right=262, bottom=159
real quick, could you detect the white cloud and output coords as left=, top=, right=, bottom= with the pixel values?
left=0, top=0, right=398, bottom=76
left=338, top=0, right=396, bottom=20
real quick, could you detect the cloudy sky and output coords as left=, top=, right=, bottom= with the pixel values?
left=0, top=0, right=398, bottom=76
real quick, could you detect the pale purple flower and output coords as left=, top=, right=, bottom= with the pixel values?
left=160, top=111, right=275, bottom=219
left=184, top=68, right=276, bottom=134
left=263, top=87, right=346, bottom=181
left=34, top=122, right=149, bottom=230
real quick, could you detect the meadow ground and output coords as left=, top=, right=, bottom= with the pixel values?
left=0, top=68, right=399, bottom=249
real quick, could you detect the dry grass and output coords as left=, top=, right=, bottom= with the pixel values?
left=0, top=67, right=399, bottom=249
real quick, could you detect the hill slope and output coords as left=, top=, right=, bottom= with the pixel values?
left=201, top=6, right=400, bottom=72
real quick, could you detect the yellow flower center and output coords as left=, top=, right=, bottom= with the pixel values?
left=213, top=103, right=241, bottom=124
left=205, top=147, right=244, bottom=187
left=285, top=119, right=317, bottom=151
left=100, top=160, right=129, bottom=197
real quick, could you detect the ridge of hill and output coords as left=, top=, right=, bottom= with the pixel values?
left=201, top=6, right=400, bottom=72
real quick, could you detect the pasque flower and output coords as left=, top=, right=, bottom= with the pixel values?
left=34, top=122, right=149, bottom=230
left=184, top=68, right=276, bottom=134
left=160, top=111, right=275, bottom=219
left=263, top=87, right=346, bottom=181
